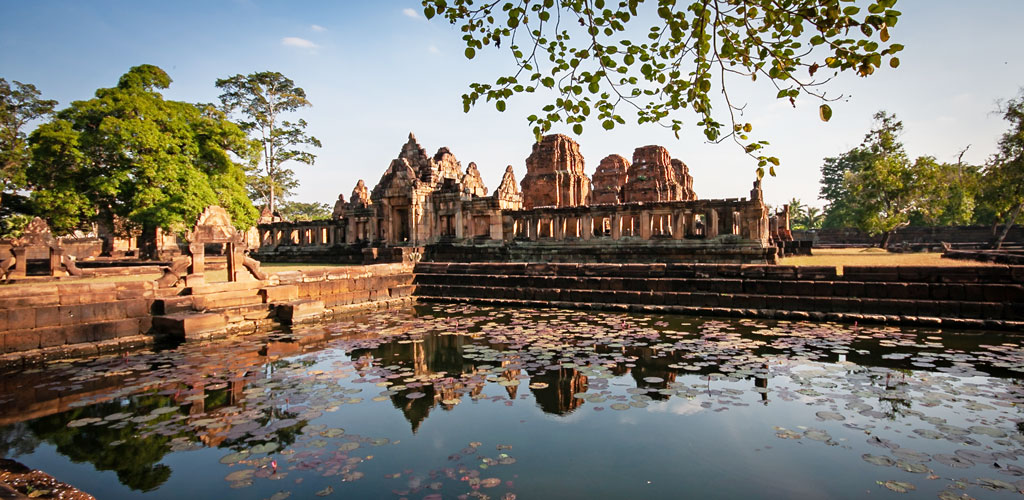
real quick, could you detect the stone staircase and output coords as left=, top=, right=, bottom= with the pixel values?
left=151, top=280, right=319, bottom=340
left=412, top=262, right=1024, bottom=330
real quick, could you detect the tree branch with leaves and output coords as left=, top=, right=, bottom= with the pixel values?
left=423, top=0, right=903, bottom=178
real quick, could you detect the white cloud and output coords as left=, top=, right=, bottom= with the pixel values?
left=428, top=45, right=440, bottom=55
left=310, top=24, right=327, bottom=32
left=402, top=8, right=420, bottom=19
left=281, top=37, right=319, bottom=49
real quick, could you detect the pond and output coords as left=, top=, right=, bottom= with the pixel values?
left=1, top=305, right=1023, bottom=499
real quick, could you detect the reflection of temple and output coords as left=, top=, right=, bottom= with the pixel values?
left=256, top=133, right=777, bottom=263
left=529, top=368, right=589, bottom=415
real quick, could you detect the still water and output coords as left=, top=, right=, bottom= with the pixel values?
left=1, top=305, right=1022, bottom=499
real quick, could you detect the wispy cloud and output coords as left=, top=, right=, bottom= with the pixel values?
left=310, top=24, right=327, bottom=32
left=402, top=8, right=420, bottom=19
left=282, top=37, right=319, bottom=49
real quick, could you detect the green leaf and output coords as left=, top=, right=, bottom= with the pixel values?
left=465, top=47, right=476, bottom=59
left=819, top=104, right=833, bottom=122
left=496, top=100, right=506, bottom=112
left=889, top=57, right=900, bottom=68
left=572, top=123, right=583, bottom=134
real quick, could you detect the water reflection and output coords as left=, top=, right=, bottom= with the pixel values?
left=0, top=304, right=1021, bottom=498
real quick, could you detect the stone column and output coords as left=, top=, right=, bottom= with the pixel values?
left=611, top=214, right=622, bottom=240
left=640, top=211, right=652, bottom=239
left=582, top=215, right=593, bottom=240
left=454, top=210, right=464, bottom=239
left=49, top=247, right=63, bottom=277
left=553, top=216, right=564, bottom=240
left=673, top=211, right=684, bottom=240
left=706, top=209, right=719, bottom=238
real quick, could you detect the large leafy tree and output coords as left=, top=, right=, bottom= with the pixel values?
left=0, top=78, right=57, bottom=206
left=216, top=72, right=321, bottom=214
left=26, top=65, right=258, bottom=256
left=423, top=0, right=904, bottom=176
left=819, top=110, right=902, bottom=228
left=844, top=152, right=919, bottom=247
left=979, top=91, right=1024, bottom=248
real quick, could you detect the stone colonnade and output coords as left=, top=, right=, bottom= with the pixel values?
left=504, top=199, right=768, bottom=245
left=256, top=197, right=768, bottom=254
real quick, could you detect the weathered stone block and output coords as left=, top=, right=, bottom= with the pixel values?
left=152, top=312, right=228, bottom=339
left=38, top=326, right=66, bottom=348
left=3, top=330, right=39, bottom=352
left=7, top=308, right=35, bottom=331
left=276, top=299, right=325, bottom=324
left=260, top=285, right=299, bottom=303
left=33, top=306, right=60, bottom=328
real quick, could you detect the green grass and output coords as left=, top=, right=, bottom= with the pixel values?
left=779, top=248, right=995, bottom=274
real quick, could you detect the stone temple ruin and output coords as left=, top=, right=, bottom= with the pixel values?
left=256, top=133, right=776, bottom=264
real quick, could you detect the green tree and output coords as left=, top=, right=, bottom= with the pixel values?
left=277, top=200, right=331, bottom=221
left=819, top=110, right=903, bottom=228
left=787, top=197, right=806, bottom=228
left=909, top=154, right=980, bottom=226
left=26, top=65, right=258, bottom=256
left=843, top=149, right=920, bottom=247
left=0, top=78, right=57, bottom=206
left=980, top=90, right=1024, bottom=248
left=423, top=0, right=904, bottom=176
left=802, top=206, right=825, bottom=229
left=216, top=72, right=321, bottom=214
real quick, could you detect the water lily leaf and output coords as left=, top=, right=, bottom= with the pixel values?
left=879, top=480, right=915, bottom=493
left=862, top=454, right=895, bottom=467
left=219, top=451, right=249, bottom=464
left=225, top=469, right=255, bottom=482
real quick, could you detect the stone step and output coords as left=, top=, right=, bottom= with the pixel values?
left=191, top=289, right=265, bottom=310
left=276, top=299, right=325, bottom=325
left=413, top=284, right=1019, bottom=321
left=412, top=273, right=1024, bottom=303
left=151, top=312, right=228, bottom=340
left=414, top=262, right=1024, bottom=284
left=186, top=280, right=269, bottom=295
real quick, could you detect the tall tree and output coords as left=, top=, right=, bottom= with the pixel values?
left=819, top=111, right=903, bottom=228
left=216, top=72, right=321, bottom=214
left=423, top=0, right=904, bottom=176
left=27, top=65, right=257, bottom=256
left=981, top=90, right=1024, bottom=248
left=843, top=152, right=919, bottom=247
left=0, top=78, right=57, bottom=206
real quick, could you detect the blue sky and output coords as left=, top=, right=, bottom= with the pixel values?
left=2, top=0, right=1023, bottom=209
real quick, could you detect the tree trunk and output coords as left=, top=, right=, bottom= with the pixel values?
left=994, top=202, right=1022, bottom=250
left=269, top=185, right=276, bottom=216
left=138, top=224, right=158, bottom=261
left=879, top=230, right=892, bottom=249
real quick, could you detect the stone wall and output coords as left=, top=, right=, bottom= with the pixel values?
left=0, top=263, right=416, bottom=368
left=0, top=281, right=157, bottom=359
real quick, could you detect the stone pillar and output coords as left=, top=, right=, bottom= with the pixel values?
left=553, top=216, right=564, bottom=239
left=186, top=241, right=205, bottom=286
left=673, top=211, right=685, bottom=239
left=454, top=210, right=464, bottom=239
left=611, top=214, right=622, bottom=240
left=707, top=209, right=719, bottom=238
left=640, top=211, right=652, bottom=239
left=49, top=247, right=63, bottom=277
left=582, top=215, right=593, bottom=240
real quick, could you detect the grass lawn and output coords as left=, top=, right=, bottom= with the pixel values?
left=779, top=248, right=995, bottom=274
